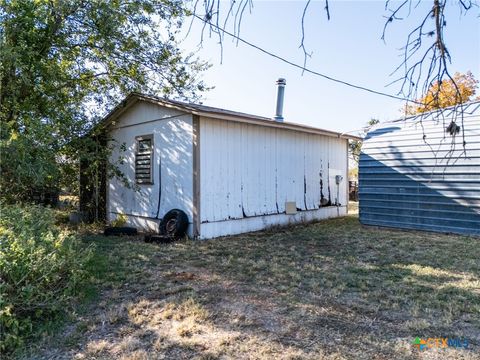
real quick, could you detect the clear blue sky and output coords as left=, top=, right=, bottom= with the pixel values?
left=180, top=0, right=479, bottom=134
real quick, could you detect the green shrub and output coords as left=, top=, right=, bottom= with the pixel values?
left=0, top=204, right=92, bottom=354
left=111, top=213, right=127, bottom=227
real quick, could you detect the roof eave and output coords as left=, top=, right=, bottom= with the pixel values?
left=101, top=93, right=363, bottom=141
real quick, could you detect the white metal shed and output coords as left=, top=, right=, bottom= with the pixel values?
left=102, top=92, right=358, bottom=239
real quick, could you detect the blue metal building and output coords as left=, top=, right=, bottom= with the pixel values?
left=359, top=101, right=480, bottom=236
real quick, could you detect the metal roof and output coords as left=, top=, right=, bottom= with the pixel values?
left=371, top=100, right=480, bottom=130
left=101, top=92, right=361, bottom=141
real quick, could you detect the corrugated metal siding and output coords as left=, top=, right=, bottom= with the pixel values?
left=359, top=101, right=480, bottom=236
left=199, top=117, right=348, bottom=225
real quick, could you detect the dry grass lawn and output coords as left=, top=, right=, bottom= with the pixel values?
left=19, top=209, right=479, bottom=359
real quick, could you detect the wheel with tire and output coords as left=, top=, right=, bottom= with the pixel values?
left=159, top=209, right=189, bottom=239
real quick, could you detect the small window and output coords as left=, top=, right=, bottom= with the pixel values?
left=135, top=135, right=153, bottom=184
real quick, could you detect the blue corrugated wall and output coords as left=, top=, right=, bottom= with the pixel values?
left=359, top=101, right=480, bottom=236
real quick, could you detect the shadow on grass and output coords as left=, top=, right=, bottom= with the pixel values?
left=27, top=216, right=480, bottom=359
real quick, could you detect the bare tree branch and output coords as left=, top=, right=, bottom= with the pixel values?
left=186, top=0, right=477, bottom=161
left=300, top=0, right=313, bottom=74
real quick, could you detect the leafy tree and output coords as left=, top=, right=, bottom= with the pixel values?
left=0, top=0, right=209, bottom=202
left=348, top=118, right=380, bottom=165
left=405, top=71, right=478, bottom=114
left=348, top=167, right=358, bottom=181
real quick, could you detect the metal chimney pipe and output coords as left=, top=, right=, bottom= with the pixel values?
left=274, top=78, right=286, bottom=121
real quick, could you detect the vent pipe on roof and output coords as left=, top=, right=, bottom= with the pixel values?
left=274, top=78, right=286, bottom=122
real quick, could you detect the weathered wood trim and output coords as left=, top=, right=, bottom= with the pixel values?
left=346, top=139, right=349, bottom=214
left=192, top=114, right=201, bottom=239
